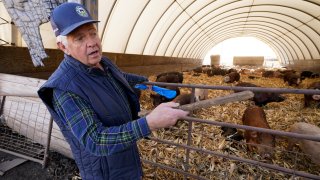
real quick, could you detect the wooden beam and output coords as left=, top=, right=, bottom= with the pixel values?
left=0, top=73, right=46, bottom=97
left=179, top=90, right=254, bottom=111
left=139, top=91, right=254, bottom=116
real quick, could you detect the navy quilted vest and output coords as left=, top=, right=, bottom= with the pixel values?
left=38, top=55, right=147, bottom=180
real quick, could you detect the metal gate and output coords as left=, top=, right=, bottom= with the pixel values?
left=0, top=82, right=319, bottom=179
left=138, top=82, right=320, bottom=180
left=0, top=95, right=53, bottom=168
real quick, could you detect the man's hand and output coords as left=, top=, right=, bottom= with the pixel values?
left=146, top=102, right=189, bottom=131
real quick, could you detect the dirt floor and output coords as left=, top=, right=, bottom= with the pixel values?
left=0, top=151, right=80, bottom=180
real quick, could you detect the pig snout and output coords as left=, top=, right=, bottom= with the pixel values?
left=257, top=136, right=275, bottom=159
left=312, top=94, right=320, bottom=100
left=245, top=131, right=274, bottom=159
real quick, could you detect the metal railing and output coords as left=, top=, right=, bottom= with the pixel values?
left=1, top=81, right=319, bottom=178
left=139, top=82, right=320, bottom=180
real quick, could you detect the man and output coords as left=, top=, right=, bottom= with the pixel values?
left=38, top=2, right=189, bottom=180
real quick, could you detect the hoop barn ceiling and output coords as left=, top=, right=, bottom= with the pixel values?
left=98, top=0, right=320, bottom=65
left=1, top=0, right=320, bottom=66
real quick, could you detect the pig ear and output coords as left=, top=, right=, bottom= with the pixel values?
left=312, top=94, right=320, bottom=100
left=250, top=131, right=258, bottom=138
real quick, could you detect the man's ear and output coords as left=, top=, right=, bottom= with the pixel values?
left=57, top=42, right=69, bottom=55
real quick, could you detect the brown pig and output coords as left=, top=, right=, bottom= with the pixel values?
left=304, top=81, right=320, bottom=108
left=224, top=72, right=240, bottom=83
left=172, top=93, right=194, bottom=105
left=288, top=122, right=320, bottom=165
left=172, top=88, right=208, bottom=106
left=195, top=88, right=208, bottom=101
left=235, top=82, right=285, bottom=106
left=156, top=71, right=183, bottom=83
left=242, top=106, right=275, bottom=159
left=283, top=72, right=301, bottom=86
left=150, top=86, right=180, bottom=107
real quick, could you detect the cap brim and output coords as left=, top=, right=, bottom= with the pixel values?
left=60, top=20, right=100, bottom=36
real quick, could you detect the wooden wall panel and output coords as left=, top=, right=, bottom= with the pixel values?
left=0, top=46, right=201, bottom=79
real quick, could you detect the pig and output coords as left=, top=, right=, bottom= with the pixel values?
left=304, top=81, right=320, bottom=108
left=283, top=72, right=301, bottom=86
left=207, top=67, right=228, bottom=77
left=227, top=68, right=238, bottom=74
left=172, top=89, right=208, bottom=106
left=273, top=70, right=284, bottom=78
left=262, top=71, right=274, bottom=78
left=248, top=75, right=259, bottom=79
left=280, top=69, right=296, bottom=75
left=156, top=71, right=183, bottom=83
left=172, top=93, right=194, bottom=105
left=242, top=106, right=275, bottom=159
left=220, top=126, right=244, bottom=141
left=193, top=67, right=203, bottom=73
left=201, top=65, right=212, bottom=74
left=194, top=88, right=208, bottom=101
left=288, top=122, right=320, bottom=165
left=224, top=72, right=240, bottom=83
left=235, top=82, right=285, bottom=106
left=311, top=73, right=320, bottom=78
left=262, top=70, right=283, bottom=78
left=239, top=68, right=252, bottom=75
left=253, top=68, right=266, bottom=76
left=150, top=86, right=180, bottom=107
left=206, top=69, right=215, bottom=77
left=151, top=71, right=183, bottom=107
left=300, top=71, right=313, bottom=79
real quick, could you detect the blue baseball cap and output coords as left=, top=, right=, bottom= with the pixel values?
left=50, top=2, right=99, bottom=36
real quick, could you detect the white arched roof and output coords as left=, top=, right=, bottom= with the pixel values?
left=1, top=0, right=320, bottom=66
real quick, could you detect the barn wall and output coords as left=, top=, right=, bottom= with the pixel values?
left=286, top=59, right=320, bottom=73
left=0, top=46, right=201, bottom=79
left=104, top=52, right=201, bottom=76
left=233, top=56, right=264, bottom=66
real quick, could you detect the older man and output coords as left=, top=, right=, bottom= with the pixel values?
left=38, top=2, right=188, bottom=180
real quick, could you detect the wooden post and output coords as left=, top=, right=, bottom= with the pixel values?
left=11, top=22, right=22, bottom=46
left=178, top=91, right=254, bottom=111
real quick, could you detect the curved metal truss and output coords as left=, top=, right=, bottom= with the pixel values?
left=1, top=0, right=319, bottom=65
left=99, top=0, right=320, bottom=65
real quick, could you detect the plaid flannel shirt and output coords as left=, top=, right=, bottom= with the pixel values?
left=52, top=89, right=151, bottom=156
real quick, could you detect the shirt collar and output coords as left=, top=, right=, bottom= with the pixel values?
left=65, top=54, right=109, bottom=75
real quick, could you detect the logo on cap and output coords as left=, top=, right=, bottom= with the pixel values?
left=76, top=6, right=88, bottom=17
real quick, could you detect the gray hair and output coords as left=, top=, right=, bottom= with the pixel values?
left=56, top=35, right=68, bottom=46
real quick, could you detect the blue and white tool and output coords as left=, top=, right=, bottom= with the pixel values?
left=134, top=84, right=177, bottom=99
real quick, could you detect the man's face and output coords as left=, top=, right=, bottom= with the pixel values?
left=64, top=23, right=102, bottom=67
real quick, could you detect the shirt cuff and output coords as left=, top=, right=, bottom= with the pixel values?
left=135, top=117, right=151, bottom=137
